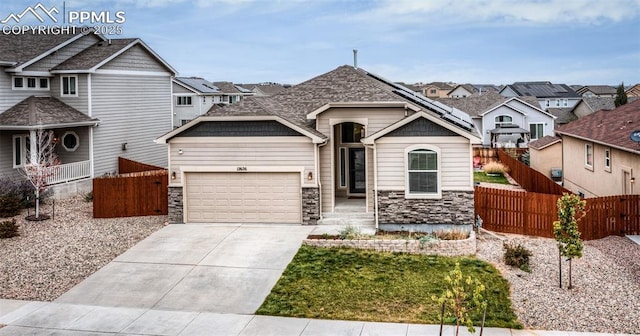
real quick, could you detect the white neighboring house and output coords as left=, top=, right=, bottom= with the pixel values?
left=0, top=31, right=177, bottom=196
left=436, top=91, right=556, bottom=147
left=172, top=77, right=254, bottom=127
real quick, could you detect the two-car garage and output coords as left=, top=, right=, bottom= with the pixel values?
left=184, top=172, right=302, bottom=223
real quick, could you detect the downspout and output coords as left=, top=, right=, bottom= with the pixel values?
left=87, top=73, right=94, bottom=178
left=316, top=139, right=329, bottom=220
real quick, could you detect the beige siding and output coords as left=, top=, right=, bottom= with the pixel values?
left=24, top=34, right=101, bottom=71
left=169, top=139, right=315, bottom=185
left=573, top=103, right=595, bottom=118
left=100, top=45, right=169, bottom=72
left=316, top=106, right=409, bottom=212
left=562, top=136, right=639, bottom=197
left=51, top=74, right=89, bottom=114
left=376, top=140, right=473, bottom=191
left=367, top=146, right=374, bottom=211
left=530, top=142, right=562, bottom=178
left=91, top=74, right=172, bottom=175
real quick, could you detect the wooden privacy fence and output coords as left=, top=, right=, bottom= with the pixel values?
left=497, top=149, right=570, bottom=195
left=93, top=159, right=168, bottom=218
left=475, top=186, right=640, bottom=240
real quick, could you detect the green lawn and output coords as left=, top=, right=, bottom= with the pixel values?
left=474, top=171, right=510, bottom=184
left=257, top=246, right=521, bottom=329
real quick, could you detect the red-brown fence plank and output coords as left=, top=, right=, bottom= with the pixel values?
left=497, top=149, right=571, bottom=195
left=118, top=157, right=165, bottom=174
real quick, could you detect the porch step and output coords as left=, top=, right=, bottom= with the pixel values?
left=318, top=212, right=375, bottom=226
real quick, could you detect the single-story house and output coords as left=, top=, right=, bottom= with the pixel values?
left=156, top=65, right=482, bottom=229
left=528, top=135, right=562, bottom=180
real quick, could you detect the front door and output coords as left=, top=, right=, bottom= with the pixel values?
left=349, top=148, right=365, bottom=194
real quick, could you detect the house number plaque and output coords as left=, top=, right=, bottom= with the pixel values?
left=237, top=167, right=248, bottom=172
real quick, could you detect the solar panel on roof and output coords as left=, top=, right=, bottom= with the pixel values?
left=235, top=85, right=252, bottom=93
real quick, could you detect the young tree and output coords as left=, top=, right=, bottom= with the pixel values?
left=553, top=193, right=586, bottom=289
left=19, top=129, right=60, bottom=220
left=614, top=82, right=628, bottom=107
left=432, top=262, right=487, bottom=335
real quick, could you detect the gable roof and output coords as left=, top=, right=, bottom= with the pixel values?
left=555, top=99, right=640, bottom=154
left=241, top=83, right=288, bottom=95
left=528, top=135, right=561, bottom=150
left=0, top=96, right=100, bottom=130
left=174, top=77, right=221, bottom=94
left=167, top=66, right=478, bottom=140
left=547, top=108, right=577, bottom=125
left=421, top=82, right=454, bottom=90
left=503, top=81, right=580, bottom=99
left=212, top=82, right=252, bottom=95
left=449, top=84, right=477, bottom=95
left=0, top=31, right=92, bottom=66
left=52, top=38, right=176, bottom=74
left=575, top=85, right=616, bottom=96
left=434, top=91, right=545, bottom=118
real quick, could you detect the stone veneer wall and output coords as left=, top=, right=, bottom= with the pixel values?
left=377, top=190, right=474, bottom=225
left=303, top=231, right=476, bottom=256
left=302, top=187, right=320, bottom=225
left=168, top=186, right=183, bottom=224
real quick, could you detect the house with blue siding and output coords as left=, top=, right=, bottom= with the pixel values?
left=0, top=31, right=177, bottom=196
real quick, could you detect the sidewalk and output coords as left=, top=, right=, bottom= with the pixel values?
left=0, top=300, right=632, bottom=336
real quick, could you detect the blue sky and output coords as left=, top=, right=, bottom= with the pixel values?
left=2, top=0, right=639, bottom=86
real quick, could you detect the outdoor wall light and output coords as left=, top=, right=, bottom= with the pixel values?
left=178, top=148, right=183, bottom=155
left=307, top=172, right=313, bottom=181
left=121, top=143, right=127, bottom=150
left=631, top=177, right=636, bottom=183
left=171, top=171, right=176, bottom=180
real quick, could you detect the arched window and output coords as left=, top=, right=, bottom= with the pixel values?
left=495, top=115, right=512, bottom=127
left=406, top=145, right=441, bottom=198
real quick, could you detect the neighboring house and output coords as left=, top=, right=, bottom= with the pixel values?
left=528, top=135, right=562, bottom=180
left=626, top=83, right=640, bottom=97
left=240, top=83, right=288, bottom=97
left=546, top=108, right=577, bottom=127
left=435, top=91, right=555, bottom=147
left=395, top=82, right=421, bottom=94
left=172, top=77, right=254, bottom=127
left=420, top=82, right=453, bottom=98
left=0, top=31, right=176, bottom=196
left=156, top=65, right=481, bottom=229
left=575, top=85, right=616, bottom=98
left=555, top=100, right=640, bottom=197
left=572, top=96, right=639, bottom=119
left=500, top=81, right=581, bottom=111
left=447, top=84, right=476, bottom=98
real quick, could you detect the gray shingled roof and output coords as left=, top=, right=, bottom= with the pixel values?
left=0, top=32, right=79, bottom=65
left=205, top=65, right=478, bottom=138
left=576, top=85, right=616, bottom=96
left=0, top=96, right=99, bottom=129
left=175, top=77, right=221, bottom=94
left=582, top=97, right=616, bottom=112
left=434, top=91, right=505, bottom=116
left=244, top=84, right=288, bottom=95
left=507, top=82, right=580, bottom=98
left=53, top=39, right=138, bottom=70
left=547, top=108, right=578, bottom=126
left=528, top=135, right=561, bottom=150
left=422, top=82, right=454, bottom=90
left=212, top=82, right=248, bottom=94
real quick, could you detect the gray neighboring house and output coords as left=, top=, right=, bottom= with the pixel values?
left=157, top=65, right=481, bottom=229
left=0, top=31, right=176, bottom=196
left=172, top=77, right=253, bottom=128
left=435, top=91, right=555, bottom=147
left=500, top=81, right=581, bottom=111
left=575, top=85, right=617, bottom=98
left=572, top=96, right=640, bottom=119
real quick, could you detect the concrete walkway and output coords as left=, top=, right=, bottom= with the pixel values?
left=0, top=224, right=633, bottom=335
left=1, top=300, right=633, bottom=336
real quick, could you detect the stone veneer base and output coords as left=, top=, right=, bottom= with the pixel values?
left=377, top=190, right=474, bottom=225
left=303, top=231, right=476, bottom=257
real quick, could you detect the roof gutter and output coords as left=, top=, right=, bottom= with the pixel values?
left=555, top=131, right=640, bottom=155
left=0, top=120, right=100, bottom=131
left=0, top=61, right=17, bottom=66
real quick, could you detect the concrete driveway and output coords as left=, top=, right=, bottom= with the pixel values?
left=56, top=223, right=314, bottom=314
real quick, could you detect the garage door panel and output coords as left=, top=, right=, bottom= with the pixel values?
left=185, top=172, right=301, bottom=223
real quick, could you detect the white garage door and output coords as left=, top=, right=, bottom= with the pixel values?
left=185, top=172, right=301, bottom=223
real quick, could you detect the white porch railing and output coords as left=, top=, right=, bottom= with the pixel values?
left=46, top=160, right=91, bottom=185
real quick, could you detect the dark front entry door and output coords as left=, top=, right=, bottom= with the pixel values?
left=349, top=148, right=365, bottom=194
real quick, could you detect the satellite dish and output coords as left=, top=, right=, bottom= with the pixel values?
left=631, top=130, right=640, bottom=143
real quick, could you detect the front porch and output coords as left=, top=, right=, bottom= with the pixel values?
left=47, top=160, right=92, bottom=185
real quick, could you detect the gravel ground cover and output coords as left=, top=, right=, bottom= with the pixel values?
left=476, top=231, right=640, bottom=334
left=0, top=197, right=166, bottom=301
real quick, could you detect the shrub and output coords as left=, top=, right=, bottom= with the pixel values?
left=482, top=162, right=506, bottom=175
left=339, top=225, right=365, bottom=240
left=433, top=229, right=469, bottom=240
left=0, top=178, right=51, bottom=210
left=83, top=191, right=93, bottom=202
left=0, top=219, right=19, bottom=239
left=503, top=242, right=532, bottom=272
left=0, top=193, right=22, bottom=218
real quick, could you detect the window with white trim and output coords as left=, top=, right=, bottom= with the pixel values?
left=495, top=115, right=512, bottom=127
left=61, top=76, right=78, bottom=96
left=555, top=99, right=560, bottom=107
left=12, top=76, right=49, bottom=90
left=429, top=89, right=437, bottom=94
left=604, top=148, right=611, bottom=172
left=407, top=148, right=439, bottom=196
left=563, top=99, right=568, bottom=107
left=176, top=96, right=192, bottom=106
left=61, top=131, right=79, bottom=152
left=585, top=143, right=593, bottom=169
left=529, top=123, right=544, bottom=140
left=12, top=135, right=29, bottom=168
left=545, top=99, right=550, bottom=107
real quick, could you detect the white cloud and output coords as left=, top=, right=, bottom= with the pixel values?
left=354, top=0, right=640, bottom=26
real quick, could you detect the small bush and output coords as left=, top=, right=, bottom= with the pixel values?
left=83, top=191, right=93, bottom=202
left=0, top=219, right=19, bottom=239
left=339, top=225, right=365, bottom=240
left=503, top=242, right=532, bottom=272
left=433, top=229, right=469, bottom=240
left=0, top=194, right=22, bottom=218
left=482, top=162, right=506, bottom=175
